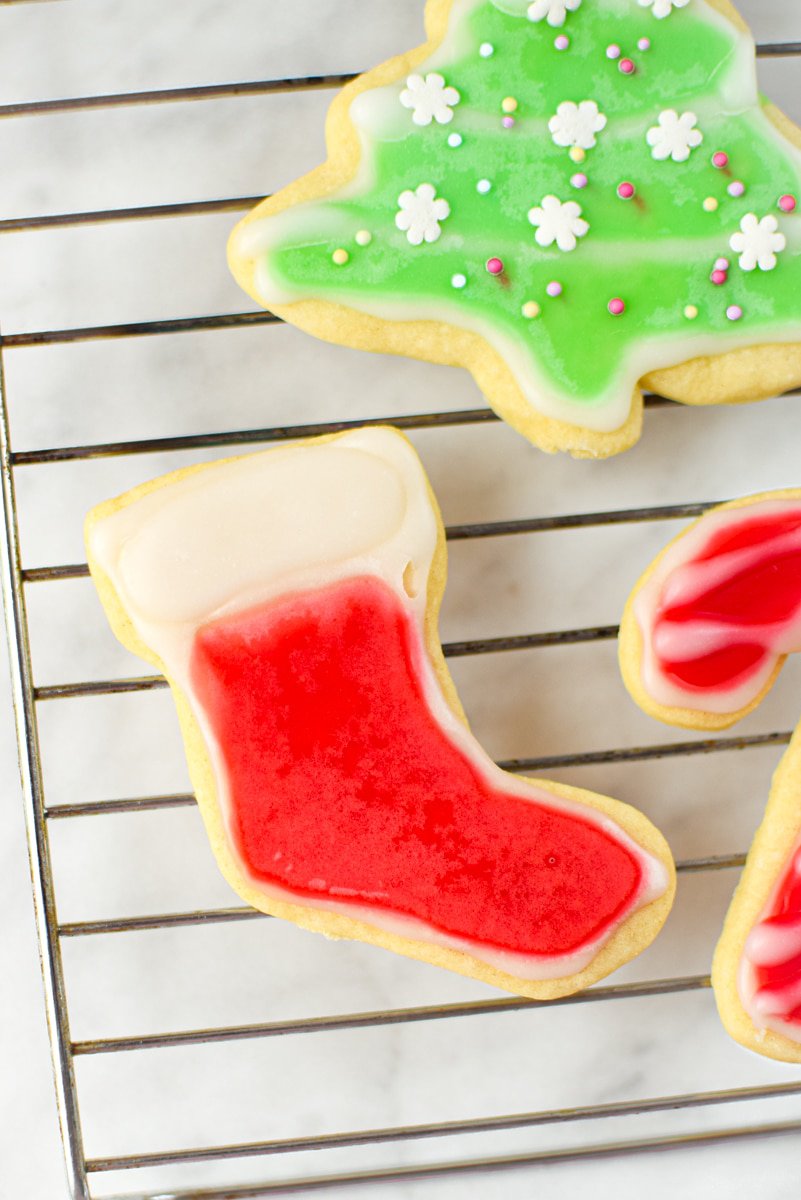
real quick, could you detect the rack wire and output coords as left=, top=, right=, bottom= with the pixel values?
left=3, top=5, right=801, bottom=1198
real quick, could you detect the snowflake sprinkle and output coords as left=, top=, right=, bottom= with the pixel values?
left=528, top=196, right=589, bottom=252
left=400, top=73, right=460, bottom=127
left=396, top=184, right=451, bottom=245
left=549, top=100, right=607, bottom=151
left=527, top=0, right=582, bottom=29
left=646, top=110, right=703, bottom=162
left=637, top=0, right=690, bottom=17
left=730, top=213, right=787, bottom=272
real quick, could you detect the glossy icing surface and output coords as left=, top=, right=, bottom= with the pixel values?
left=233, top=0, right=801, bottom=434
left=191, top=574, right=645, bottom=958
left=635, top=501, right=801, bottom=714
left=740, top=837, right=801, bottom=1041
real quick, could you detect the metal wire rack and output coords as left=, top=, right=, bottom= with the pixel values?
left=3, top=4, right=801, bottom=1198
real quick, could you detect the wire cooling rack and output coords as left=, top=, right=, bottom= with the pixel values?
left=4, top=4, right=801, bottom=1198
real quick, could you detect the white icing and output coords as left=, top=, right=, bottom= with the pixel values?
left=634, top=499, right=801, bottom=715
left=548, top=100, right=607, bottom=151
left=638, top=0, right=690, bottom=18
left=89, top=429, right=668, bottom=980
left=526, top=0, right=581, bottom=26
left=395, top=183, right=450, bottom=246
left=745, top=920, right=801, bottom=969
left=730, top=214, right=787, bottom=273
left=646, top=110, right=704, bottom=162
left=528, top=195, right=589, bottom=252
left=400, top=73, right=460, bottom=127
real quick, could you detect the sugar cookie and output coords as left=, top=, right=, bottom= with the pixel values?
left=86, top=428, right=674, bottom=999
left=229, top=0, right=801, bottom=458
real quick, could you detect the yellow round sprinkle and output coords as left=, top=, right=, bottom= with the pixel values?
left=332, top=248, right=349, bottom=265
left=703, top=196, right=719, bottom=212
left=355, top=230, right=372, bottom=247
left=569, top=146, right=586, bottom=164
left=684, top=305, right=699, bottom=320
left=501, top=96, right=519, bottom=114
left=522, top=301, right=541, bottom=319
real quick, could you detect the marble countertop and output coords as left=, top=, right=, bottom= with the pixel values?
left=2, top=2, right=801, bottom=1197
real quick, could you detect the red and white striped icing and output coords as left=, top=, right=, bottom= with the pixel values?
left=634, top=500, right=801, bottom=715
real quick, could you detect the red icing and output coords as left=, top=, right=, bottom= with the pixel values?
left=190, top=576, right=644, bottom=959
left=751, top=847, right=801, bottom=1026
left=654, top=508, right=801, bottom=693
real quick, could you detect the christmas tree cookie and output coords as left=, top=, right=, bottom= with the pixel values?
left=86, top=428, right=674, bottom=998
left=229, top=0, right=801, bottom=458
left=618, top=490, right=801, bottom=1059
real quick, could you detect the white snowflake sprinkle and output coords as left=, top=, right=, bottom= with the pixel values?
left=527, top=0, right=582, bottom=27
left=638, top=0, right=690, bottom=17
left=646, top=110, right=703, bottom=162
left=730, top=213, right=786, bottom=272
left=400, top=73, right=460, bottom=127
left=396, top=184, right=451, bottom=246
left=548, top=100, right=607, bottom=151
left=528, top=195, right=589, bottom=252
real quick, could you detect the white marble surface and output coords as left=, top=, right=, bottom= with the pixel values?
left=3, top=1, right=801, bottom=1197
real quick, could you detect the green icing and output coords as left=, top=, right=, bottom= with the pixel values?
left=249, top=0, right=801, bottom=429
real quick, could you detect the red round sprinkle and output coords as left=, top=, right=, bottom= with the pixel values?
left=779, top=194, right=798, bottom=214
left=486, top=257, right=504, bottom=276
left=710, top=269, right=727, bottom=286
left=712, top=151, right=729, bottom=169
left=617, top=182, right=636, bottom=200
left=619, top=58, right=635, bottom=75
left=608, top=298, right=626, bottom=316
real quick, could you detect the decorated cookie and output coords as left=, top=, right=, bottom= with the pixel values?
left=717, top=726, right=801, bottom=1063
left=86, top=428, right=674, bottom=998
left=618, top=490, right=801, bottom=1059
left=229, top=0, right=801, bottom=459
left=619, top=490, right=801, bottom=730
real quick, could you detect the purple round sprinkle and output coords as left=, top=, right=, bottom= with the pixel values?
left=555, top=34, right=569, bottom=51
left=727, top=304, right=743, bottom=322
left=502, top=116, right=515, bottom=129
left=546, top=281, right=563, bottom=299
left=638, top=37, right=651, bottom=52
left=728, top=180, right=746, bottom=198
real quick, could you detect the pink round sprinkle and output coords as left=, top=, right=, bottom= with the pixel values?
left=486, top=257, right=504, bottom=276
left=711, top=269, right=727, bottom=286
left=608, top=298, right=626, bottom=316
left=555, top=35, right=569, bottom=50
left=617, top=181, right=636, bottom=200
left=571, top=172, right=588, bottom=189
left=619, top=58, right=636, bottom=75
left=502, top=116, right=515, bottom=129
left=606, top=44, right=621, bottom=60
left=638, top=37, right=651, bottom=52
left=727, top=304, right=743, bottom=322
left=546, top=281, right=563, bottom=298
left=715, top=257, right=730, bottom=271
left=712, top=151, right=729, bottom=170
left=779, top=194, right=798, bottom=213
left=728, top=180, right=746, bottom=198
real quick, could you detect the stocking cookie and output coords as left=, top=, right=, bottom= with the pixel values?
left=87, top=428, right=674, bottom=999
left=229, top=0, right=801, bottom=459
left=619, top=490, right=801, bottom=1059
